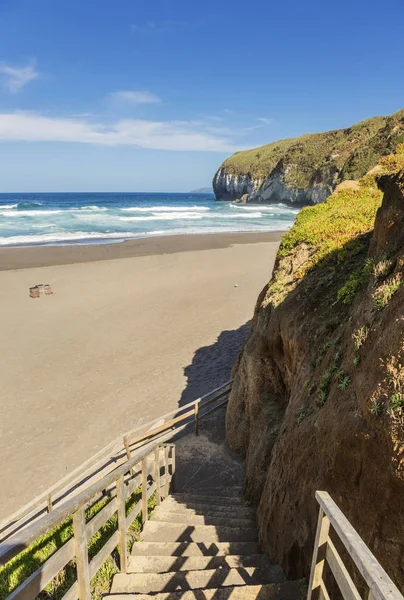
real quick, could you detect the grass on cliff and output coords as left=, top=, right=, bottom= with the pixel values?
left=220, top=108, right=404, bottom=186
left=264, top=144, right=404, bottom=309
left=0, top=489, right=156, bottom=600
left=221, top=137, right=296, bottom=180
left=278, top=145, right=404, bottom=276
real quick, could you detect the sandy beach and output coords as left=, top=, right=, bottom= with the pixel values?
left=0, top=232, right=280, bottom=519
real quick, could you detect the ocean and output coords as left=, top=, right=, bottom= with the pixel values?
left=0, top=192, right=299, bottom=247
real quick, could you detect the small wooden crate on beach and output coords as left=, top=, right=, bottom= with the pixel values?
left=29, top=284, right=53, bottom=298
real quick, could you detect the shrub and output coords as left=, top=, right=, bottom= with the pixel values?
left=337, top=269, right=366, bottom=304
left=317, top=389, right=328, bottom=406
left=320, top=370, right=332, bottom=390
left=390, top=392, right=404, bottom=412
left=352, top=325, right=369, bottom=350
left=370, top=400, right=382, bottom=416
left=297, top=405, right=306, bottom=424
left=338, top=374, right=351, bottom=391
left=373, top=258, right=393, bottom=280
left=373, top=274, right=403, bottom=310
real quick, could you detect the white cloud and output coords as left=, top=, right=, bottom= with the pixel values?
left=0, top=61, right=39, bottom=93
left=0, top=112, right=239, bottom=152
left=204, top=115, right=225, bottom=122
left=130, top=21, right=187, bottom=34
left=241, top=117, right=273, bottom=133
left=110, top=90, right=161, bottom=104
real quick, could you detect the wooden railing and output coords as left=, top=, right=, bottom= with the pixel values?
left=0, top=441, right=175, bottom=600
left=0, top=379, right=232, bottom=545
left=307, top=491, right=404, bottom=600
left=0, top=380, right=232, bottom=600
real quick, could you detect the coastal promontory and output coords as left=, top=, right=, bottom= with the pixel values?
left=213, top=108, right=404, bottom=205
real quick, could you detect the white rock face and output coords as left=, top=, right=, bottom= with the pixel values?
left=250, top=170, right=335, bottom=205
left=213, top=165, right=338, bottom=206
left=212, top=168, right=262, bottom=201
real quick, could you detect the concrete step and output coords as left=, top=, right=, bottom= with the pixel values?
left=183, top=486, right=244, bottom=495
left=151, top=510, right=255, bottom=528
left=156, top=503, right=255, bottom=519
left=141, top=521, right=258, bottom=543
left=111, top=566, right=278, bottom=593
left=168, top=493, right=248, bottom=507
left=127, top=554, right=285, bottom=579
left=131, top=541, right=261, bottom=557
left=106, top=581, right=301, bottom=600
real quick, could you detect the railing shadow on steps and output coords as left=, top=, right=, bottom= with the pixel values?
left=0, top=380, right=233, bottom=600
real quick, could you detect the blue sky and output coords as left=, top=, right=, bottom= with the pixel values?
left=0, top=0, right=403, bottom=192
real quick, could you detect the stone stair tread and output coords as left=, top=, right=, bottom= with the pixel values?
left=127, top=554, right=285, bottom=578
left=109, top=457, right=298, bottom=599
left=105, top=581, right=301, bottom=600
left=111, top=567, right=280, bottom=593
left=131, top=541, right=261, bottom=557
left=182, top=486, right=244, bottom=494
left=151, top=511, right=255, bottom=527
left=154, top=505, right=254, bottom=518
left=141, top=521, right=258, bottom=543
left=168, top=494, right=247, bottom=506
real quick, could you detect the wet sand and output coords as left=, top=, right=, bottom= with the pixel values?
left=0, top=231, right=281, bottom=270
left=0, top=232, right=281, bottom=518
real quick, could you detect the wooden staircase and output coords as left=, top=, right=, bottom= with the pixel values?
left=105, top=486, right=301, bottom=600
left=2, top=383, right=402, bottom=600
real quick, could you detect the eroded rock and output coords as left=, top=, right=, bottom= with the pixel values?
left=226, top=169, right=404, bottom=586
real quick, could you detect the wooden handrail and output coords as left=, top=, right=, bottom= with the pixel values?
left=0, top=379, right=233, bottom=545
left=0, top=380, right=232, bottom=600
left=123, top=380, right=233, bottom=442
left=1, top=442, right=175, bottom=600
left=0, top=380, right=232, bottom=564
left=0, top=430, right=167, bottom=565
left=308, top=491, right=403, bottom=600
left=0, top=438, right=125, bottom=536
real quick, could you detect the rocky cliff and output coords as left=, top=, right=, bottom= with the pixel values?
left=226, top=146, right=404, bottom=587
left=213, top=108, right=404, bottom=205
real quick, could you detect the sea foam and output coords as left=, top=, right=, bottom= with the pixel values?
left=0, top=209, right=62, bottom=217
left=0, top=192, right=298, bottom=247
left=120, top=205, right=210, bottom=213
left=120, top=212, right=204, bottom=221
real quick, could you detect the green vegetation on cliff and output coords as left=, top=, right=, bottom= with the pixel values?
left=267, top=144, right=404, bottom=307
left=226, top=143, right=404, bottom=587
left=220, top=109, right=404, bottom=189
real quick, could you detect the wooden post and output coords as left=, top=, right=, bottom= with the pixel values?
left=123, top=436, right=131, bottom=461
left=116, top=475, right=128, bottom=572
left=123, top=436, right=134, bottom=476
left=164, top=445, right=170, bottom=498
left=154, top=447, right=161, bottom=505
left=170, top=445, right=176, bottom=494
left=194, top=401, right=199, bottom=436
left=319, top=582, right=331, bottom=600
left=47, top=493, right=53, bottom=513
left=141, top=457, right=148, bottom=523
left=72, top=506, right=91, bottom=600
left=307, top=507, right=330, bottom=600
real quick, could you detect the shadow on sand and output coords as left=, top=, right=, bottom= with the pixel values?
left=178, top=321, right=250, bottom=408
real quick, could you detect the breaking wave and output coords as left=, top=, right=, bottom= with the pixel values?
left=0, top=192, right=298, bottom=247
